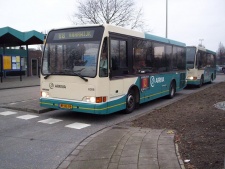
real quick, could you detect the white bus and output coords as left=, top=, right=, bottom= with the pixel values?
left=186, top=46, right=216, bottom=87
left=40, top=24, right=186, bottom=114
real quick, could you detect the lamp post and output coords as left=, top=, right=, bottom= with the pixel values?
left=199, top=39, right=204, bottom=47
left=166, top=0, right=168, bottom=38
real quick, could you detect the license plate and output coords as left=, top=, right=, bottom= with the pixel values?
left=60, top=104, right=73, bottom=109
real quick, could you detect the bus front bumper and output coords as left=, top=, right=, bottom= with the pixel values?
left=40, top=98, right=109, bottom=114
left=40, top=97, right=126, bottom=115
left=186, top=79, right=200, bottom=85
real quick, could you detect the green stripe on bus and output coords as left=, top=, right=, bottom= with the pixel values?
left=140, top=90, right=169, bottom=100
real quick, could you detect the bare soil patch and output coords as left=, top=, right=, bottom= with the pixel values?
left=130, top=82, right=225, bottom=169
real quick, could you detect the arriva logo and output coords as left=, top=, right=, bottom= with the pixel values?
left=150, top=76, right=165, bottom=87
left=150, top=76, right=155, bottom=87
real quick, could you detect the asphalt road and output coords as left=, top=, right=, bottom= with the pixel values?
left=0, top=74, right=224, bottom=169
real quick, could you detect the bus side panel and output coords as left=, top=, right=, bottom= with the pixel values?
left=138, top=72, right=185, bottom=104
left=108, top=77, right=138, bottom=113
left=160, top=72, right=185, bottom=95
left=107, top=95, right=126, bottom=114
left=204, top=67, right=216, bottom=83
left=139, top=74, right=164, bottom=104
left=161, top=73, right=174, bottom=96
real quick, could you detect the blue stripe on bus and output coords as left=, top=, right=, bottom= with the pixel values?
left=144, top=33, right=186, bottom=47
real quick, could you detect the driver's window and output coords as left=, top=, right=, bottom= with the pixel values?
left=99, top=38, right=108, bottom=77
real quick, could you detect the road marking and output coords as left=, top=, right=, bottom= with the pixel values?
left=9, top=103, right=17, bottom=105
left=1, top=112, right=90, bottom=130
left=0, top=111, right=17, bottom=116
left=38, top=118, right=62, bottom=124
left=65, top=122, right=90, bottom=129
left=17, top=115, right=39, bottom=120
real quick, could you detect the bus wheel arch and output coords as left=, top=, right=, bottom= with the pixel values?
left=125, top=85, right=139, bottom=114
left=167, top=80, right=176, bottom=99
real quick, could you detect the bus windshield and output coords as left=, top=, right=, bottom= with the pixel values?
left=186, top=47, right=196, bottom=69
left=42, top=27, right=104, bottom=78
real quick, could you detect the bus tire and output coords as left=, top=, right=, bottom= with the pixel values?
left=198, top=75, right=204, bottom=88
left=209, top=74, right=213, bottom=84
left=167, top=81, right=176, bottom=99
left=125, top=89, right=136, bottom=114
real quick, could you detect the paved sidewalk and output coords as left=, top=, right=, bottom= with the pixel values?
left=58, top=126, right=184, bottom=169
left=0, top=75, right=40, bottom=90
left=0, top=76, right=53, bottom=113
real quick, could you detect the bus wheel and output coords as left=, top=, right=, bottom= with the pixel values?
left=209, top=74, right=213, bottom=84
left=198, top=76, right=204, bottom=88
left=168, top=81, right=176, bottom=99
left=125, top=90, right=136, bottom=114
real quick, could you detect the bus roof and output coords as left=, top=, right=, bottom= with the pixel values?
left=104, top=24, right=185, bottom=47
left=48, top=24, right=186, bottom=47
left=144, top=33, right=186, bottom=47
left=187, top=46, right=216, bottom=55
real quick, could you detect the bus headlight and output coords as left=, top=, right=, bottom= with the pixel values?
left=41, top=91, right=49, bottom=98
left=188, top=76, right=198, bottom=80
left=83, top=96, right=96, bottom=103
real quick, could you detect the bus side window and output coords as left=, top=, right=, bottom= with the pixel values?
left=110, top=39, right=119, bottom=71
left=133, top=40, right=149, bottom=74
left=196, top=52, right=201, bottom=69
left=99, top=38, right=108, bottom=77
left=110, top=38, right=128, bottom=76
left=153, top=43, right=165, bottom=72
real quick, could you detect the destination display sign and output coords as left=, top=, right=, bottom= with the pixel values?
left=53, top=30, right=94, bottom=40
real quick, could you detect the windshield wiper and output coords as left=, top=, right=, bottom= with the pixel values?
left=44, top=70, right=88, bottom=82
left=72, top=72, right=88, bottom=82
left=63, top=69, right=88, bottom=82
left=44, top=72, right=64, bottom=79
left=44, top=74, right=50, bottom=79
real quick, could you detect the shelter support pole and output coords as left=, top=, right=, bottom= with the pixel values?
left=0, top=54, right=2, bottom=83
left=1, top=45, right=6, bottom=82
left=26, top=45, right=29, bottom=76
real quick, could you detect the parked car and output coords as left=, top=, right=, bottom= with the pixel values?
left=216, top=65, right=222, bottom=72
left=222, top=66, right=225, bottom=73
left=216, top=65, right=225, bottom=73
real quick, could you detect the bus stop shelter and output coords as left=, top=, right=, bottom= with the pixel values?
left=0, top=26, right=45, bottom=80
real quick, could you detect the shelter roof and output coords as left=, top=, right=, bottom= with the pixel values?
left=0, top=27, right=45, bottom=46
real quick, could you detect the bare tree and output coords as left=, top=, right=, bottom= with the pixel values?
left=217, top=42, right=225, bottom=65
left=71, top=0, right=150, bottom=31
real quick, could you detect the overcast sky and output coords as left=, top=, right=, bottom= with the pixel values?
left=0, top=0, right=224, bottom=51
